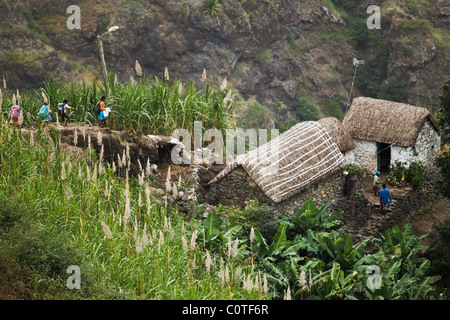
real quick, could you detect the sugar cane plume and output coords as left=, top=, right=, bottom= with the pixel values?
left=101, top=221, right=113, bottom=239
left=263, top=274, right=269, bottom=295
left=12, top=93, right=16, bottom=106
left=16, top=89, right=21, bottom=104
left=97, top=131, right=103, bottom=146
left=2, top=75, right=6, bottom=89
left=249, top=226, right=255, bottom=243
left=220, top=77, right=227, bottom=91
left=164, top=67, right=169, bottom=81
left=190, top=229, right=198, bottom=250
left=202, top=68, right=206, bottom=82
left=135, top=60, right=143, bottom=77
left=299, top=270, right=306, bottom=288
left=41, top=92, right=48, bottom=104
left=205, top=250, right=212, bottom=273
left=165, top=166, right=171, bottom=193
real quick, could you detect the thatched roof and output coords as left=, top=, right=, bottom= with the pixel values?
left=343, top=97, right=439, bottom=147
left=318, top=117, right=356, bottom=152
left=209, top=121, right=346, bottom=203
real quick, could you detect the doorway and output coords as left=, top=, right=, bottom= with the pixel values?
left=377, top=142, right=391, bottom=172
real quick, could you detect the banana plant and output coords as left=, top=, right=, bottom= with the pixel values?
left=203, top=212, right=242, bottom=254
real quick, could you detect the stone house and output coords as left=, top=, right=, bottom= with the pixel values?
left=343, top=97, right=441, bottom=171
left=208, top=119, right=355, bottom=216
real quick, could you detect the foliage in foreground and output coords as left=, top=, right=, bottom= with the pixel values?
left=236, top=200, right=446, bottom=300
left=0, top=121, right=267, bottom=300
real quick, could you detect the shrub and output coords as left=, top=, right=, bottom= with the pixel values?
left=203, top=0, right=221, bottom=16
left=388, top=160, right=426, bottom=187
left=428, top=216, right=450, bottom=288
left=225, top=200, right=274, bottom=240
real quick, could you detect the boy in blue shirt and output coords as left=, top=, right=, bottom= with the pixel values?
left=379, top=184, right=392, bottom=214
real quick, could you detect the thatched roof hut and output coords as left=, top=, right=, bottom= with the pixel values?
left=318, top=117, right=356, bottom=152
left=343, top=97, right=439, bottom=147
left=209, top=121, right=346, bottom=203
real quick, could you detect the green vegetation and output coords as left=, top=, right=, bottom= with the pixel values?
left=387, top=160, right=426, bottom=187
left=235, top=96, right=274, bottom=130
left=250, top=200, right=445, bottom=299
left=0, top=123, right=266, bottom=299
left=0, top=74, right=233, bottom=137
left=203, top=0, right=221, bottom=16
left=296, top=97, right=321, bottom=122
left=254, top=49, right=273, bottom=65
left=428, top=216, right=450, bottom=289
left=436, top=78, right=450, bottom=197
left=320, top=95, right=346, bottom=121
left=0, top=115, right=446, bottom=299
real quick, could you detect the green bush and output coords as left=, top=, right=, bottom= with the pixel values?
left=225, top=200, right=275, bottom=240
left=387, top=161, right=426, bottom=187
left=428, top=216, right=450, bottom=289
left=0, top=198, right=105, bottom=299
left=296, top=97, right=321, bottom=122
left=320, top=95, right=345, bottom=121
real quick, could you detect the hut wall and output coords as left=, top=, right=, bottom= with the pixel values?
left=271, top=171, right=345, bottom=218
left=208, top=166, right=269, bottom=207
left=209, top=166, right=346, bottom=218
left=351, top=139, right=377, bottom=168
left=344, top=150, right=356, bottom=165
left=391, top=121, right=440, bottom=166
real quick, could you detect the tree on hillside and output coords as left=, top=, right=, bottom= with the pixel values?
left=435, top=78, right=450, bottom=198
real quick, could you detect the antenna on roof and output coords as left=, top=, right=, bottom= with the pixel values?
left=345, top=58, right=365, bottom=113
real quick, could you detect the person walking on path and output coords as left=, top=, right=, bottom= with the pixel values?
left=9, top=101, right=20, bottom=126
left=97, top=96, right=108, bottom=128
left=38, top=101, right=52, bottom=125
left=57, top=99, right=75, bottom=126
left=379, top=184, right=392, bottom=215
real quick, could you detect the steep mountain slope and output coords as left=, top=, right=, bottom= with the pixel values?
left=0, top=0, right=449, bottom=127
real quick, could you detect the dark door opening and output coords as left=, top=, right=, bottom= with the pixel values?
left=377, top=142, right=391, bottom=172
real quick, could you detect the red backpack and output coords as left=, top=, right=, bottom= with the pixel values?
left=11, top=106, right=19, bottom=118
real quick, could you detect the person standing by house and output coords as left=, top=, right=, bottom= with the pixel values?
left=372, top=171, right=381, bottom=196
left=97, top=96, right=108, bottom=128
left=379, top=184, right=392, bottom=215
left=57, top=99, right=75, bottom=126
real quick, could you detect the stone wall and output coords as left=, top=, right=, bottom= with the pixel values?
left=208, top=165, right=347, bottom=217
left=208, top=166, right=270, bottom=207
left=351, top=139, right=377, bottom=169
left=391, top=121, right=441, bottom=167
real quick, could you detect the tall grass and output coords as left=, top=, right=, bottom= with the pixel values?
left=0, top=121, right=266, bottom=299
left=0, top=73, right=233, bottom=136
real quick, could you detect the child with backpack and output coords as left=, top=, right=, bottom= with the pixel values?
left=57, top=99, right=75, bottom=126
left=38, top=102, right=52, bottom=124
left=9, top=103, right=20, bottom=126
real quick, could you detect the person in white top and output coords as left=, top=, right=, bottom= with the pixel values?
left=57, top=99, right=76, bottom=126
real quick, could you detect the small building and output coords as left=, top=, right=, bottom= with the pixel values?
left=343, top=97, right=441, bottom=171
left=208, top=119, right=354, bottom=214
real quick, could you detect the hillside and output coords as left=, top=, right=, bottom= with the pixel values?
left=0, top=0, right=449, bottom=127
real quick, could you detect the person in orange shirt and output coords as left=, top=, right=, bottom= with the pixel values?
left=97, top=96, right=108, bottom=127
